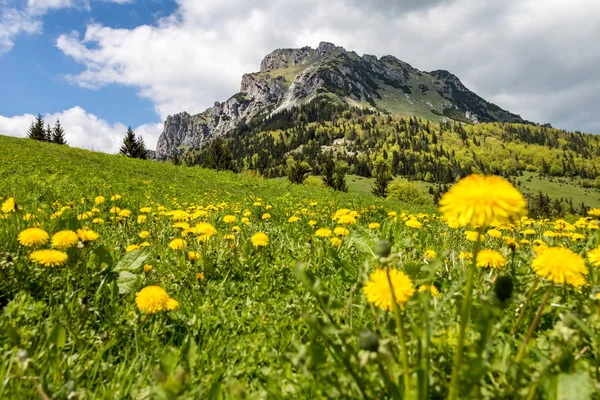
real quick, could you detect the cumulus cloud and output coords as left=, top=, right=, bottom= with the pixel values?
left=0, top=107, right=162, bottom=153
left=0, top=7, right=42, bottom=53
left=52, top=0, right=600, bottom=134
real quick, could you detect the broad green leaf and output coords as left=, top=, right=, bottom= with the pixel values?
left=116, top=271, right=140, bottom=294
left=113, top=250, right=149, bottom=272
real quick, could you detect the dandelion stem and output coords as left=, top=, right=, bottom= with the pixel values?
left=448, top=227, right=482, bottom=400
left=512, top=277, right=539, bottom=335
left=386, top=269, right=410, bottom=398
left=515, top=288, right=552, bottom=364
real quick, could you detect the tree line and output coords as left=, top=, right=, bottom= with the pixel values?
left=27, top=114, right=67, bottom=145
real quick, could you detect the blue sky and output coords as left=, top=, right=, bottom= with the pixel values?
left=0, top=0, right=599, bottom=153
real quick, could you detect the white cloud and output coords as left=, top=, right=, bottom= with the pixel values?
left=53, top=0, right=600, bottom=135
left=0, top=7, right=42, bottom=53
left=0, top=107, right=162, bottom=153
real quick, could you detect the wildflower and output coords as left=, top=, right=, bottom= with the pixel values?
left=520, top=239, right=531, bottom=245
left=94, top=196, right=105, bottom=205
left=424, top=250, right=437, bottom=259
left=337, top=215, right=357, bottom=225
left=363, top=268, right=415, bottom=311
left=315, top=228, right=332, bottom=237
left=521, top=229, right=536, bottom=236
left=251, top=232, right=269, bottom=247
left=464, top=231, right=483, bottom=242
left=135, top=286, right=170, bottom=314
left=288, top=216, right=301, bottom=223
left=531, top=247, right=588, bottom=287
left=232, top=225, right=241, bottom=233
left=51, top=230, right=79, bottom=249
left=308, top=220, right=317, bottom=227
left=188, top=251, right=200, bottom=262
left=109, top=206, right=121, bottom=214
left=333, top=227, right=349, bottom=236
left=368, top=222, right=381, bottom=229
left=261, top=213, right=271, bottom=220
left=169, top=238, right=187, bottom=250
left=30, top=249, right=68, bottom=267
left=405, top=219, right=422, bottom=229
left=139, top=207, right=152, bottom=213
left=570, top=233, right=585, bottom=241
left=486, top=229, right=502, bottom=238
left=126, top=244, right=141, bottom=252
left=110, top=194, right=121, bottom=201
left=330, top=237, right=343, bottom=247
left=476, top=250, right=505, bottom=269
left=143, top=264, right=152, bottom=273
left=587, top=246, right=600, bottom=267
left=439, top=174, right=526, bottom=227
left=139, top=241, right=150, bottom=247
left=223, top=215, right=237, bottom=223
left=223, top=234, right=235, bottom=240
left=387, top=211, right=398, bottom=217
left=166, top=298, right=179, bottom=311
left=459, top=251, right=472, bottom=260
left=18, top=228, right=49, bottom=247
left=418, top=284, right=440, bottom=297
left=589, top=208, right=600, bottom=217
left=118, top=209, right=132, bottom=218
left=196, top=273, right=205, bottom=281
left=77, top=228, right=99, bottom=242
left=504, top=237, right=519, bottom=250
left=195, top=222, right=217, bottom=237
left=92, top=218, right=104, bottom=224
left=1, top=197, right=16, bottom=213
left=139, top=230, right=150, bottom=239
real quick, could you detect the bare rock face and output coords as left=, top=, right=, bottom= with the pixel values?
left=155, top=42, right=524, bottom=159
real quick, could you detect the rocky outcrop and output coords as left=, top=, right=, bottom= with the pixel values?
left=155, top=41, right=524, bottom=159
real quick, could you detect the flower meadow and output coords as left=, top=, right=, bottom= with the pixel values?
left=1, top=137, right=600, bottom=398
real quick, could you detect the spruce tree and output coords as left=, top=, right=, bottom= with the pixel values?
left=321, top=153, right=336, bottom=188
left=333, top=160, right=348, bottom=192
left=51, top=119, right=67, bottom=145
left=371, top=158, right=392, bottom=197
left=45, top=123, right=52, bottom=142
left=120, top=127, right=139, bottom=158
left=136, top=135, right=148, bottom=159
left=285, top=158, right=311, bottom=184
left=204, top=139, right=233, bottom=171
left=27, top=114, right=46, bottom=141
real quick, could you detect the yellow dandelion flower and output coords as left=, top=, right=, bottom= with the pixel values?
left=288, top=216, right=301, bottom=223
left=587, top=247, right=600, bottom=267
left=30, top=249, right=68, bottom=267
left=531, top=247, right=588, bottom=287
left=139, top=241, right=150, bottom=247
left=487, top=229, right=502, bottom=238
left=387, top=211, right=398, bottom=217
left=251, top=232, right=269, bottom=247
left=94, top=196, right=105, bottom=205
left=333, top=227, right=349, bottom=236
left=77, top=228, right=99, bottom=243
left=475, top=249, right=505, bottom=269
left=232, top=225, right=241, bottom=233
left=195, top=222, right=217, bottom=236
left=503, top=237, right=520, bottom=250
left=143, top=264, right=152, bottom=273
left=465, top=230, right=483, bottom=242
left=23, top=213, right=35, bottom=221
left=223, top=234, right=235, bottom=240
left=315, top=228, right=332, bottom=237
left=521, top=229, right=536, bottom=236
left=126, top=244, right=140, bottom=252
left=139, top=230, right=150, bottom=239
left=588, top=208, right=600, bottom=217
left=188, top=251, right=200, bottom=262
left=439, top=174, right=526, bottom=227
left=330, top=237, right=343, bottom=247
left=118, top=209, right=132, bottom=218
left=223, top=215, right=237, bottom=223
left=405, top=219, right=422, bottom=229
left=135, top=286, right=169, bottom=314
left=169, top=238, right=187, bottom=250
left=196, top=273, right=205, bottom=281
left=109, top=206, right=121, bottom=214
left=368, top=222, right=381, bottom=229
left=363, top=268, right=415, bottom=311
left=459, top=251, right=472, bottom=260
left=261, top=213, right=271, bottom=220
left=139, top=207, right=152, bottom=213
left=570, top=233, right=585, bottom=241
left=18, top=228, right=49, bottom=247
left=337, top=215, right=357, bottom=225
left=308, top=220, right=317, bottom=227
left=418, top=284, right=440, bottom=297
left=51, top=230, right=79, bottom=249
left=424, top=249, right=437, bottom=259
left=110, top=194, right=121, bottom=201
left=1, top=197, right=16, bottom=213
left=165, top=298, right=179, bottom=311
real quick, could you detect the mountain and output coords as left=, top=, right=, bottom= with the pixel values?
left=155, top=42, right=525, bottom=159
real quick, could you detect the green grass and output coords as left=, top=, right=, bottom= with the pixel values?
left=1, top=135, right=599, bottom=399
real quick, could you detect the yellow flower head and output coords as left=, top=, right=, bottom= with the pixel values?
left=143, top=264, right=152, bottom=273
left=77, top=228, right=99, bottom=243
left=503, top=237, right=520, bottom=250
left=459, top=251, right=473, bottom=260
left=333, top=227, right=349, bottom=236
left=188, top=251, right=200, bottom=262
left=330, top=237, right=343, bottom=247
left=487, top=228, right=502, bottom=238
left=476, top=249, right=505, bottom=269
left=405, top=219, right=422, bottom=229
left=139, top=230, right=150, bottom=239
left=424, top=249, right=437, bottom=259
left=587, top=246, right=600, bottom=267
left=135, top=285, right=170, bottom=314
left=465, top=230, right=483, bottom=242
left=94, top=196, right=105, bottom=205
left=2, top=197, right=16, bottom=213
left=126, top=244, right=141, bottom=252
left=251, top=232, right=269, bottom=247
left=588, top=208, right=600, bottom=217
left=418, top=284, right=440, bottom=297
left=30, top=249, right=68, bottom=267
left=51, top=230, right=79, bottom=249
left=363, top=268, right=415, bottom=311
left=308, top=220, right=317, bottom=227
left=368, top=222, right=381, bottom=229
left=195, top=222, right=217, bottom=236
left=337, top=215, right=357, bottom=225
left=166, top=298, right=179, bottom=311
left=439, top=174, right=526, bottom=227
left=288, top=216, right=301, bottom=223
left=18, top=228, right=49, bottom=247
left=169, top=238, right=187, bottom=250
left=531, top=247, right=588, bottom=287
left=232, top=225, right=241, bottom=233
left=261, top=213, right=271, bottom=220
left=315, top=228, right=332, bottom=237
left=223, top=215, right=237, bottom=223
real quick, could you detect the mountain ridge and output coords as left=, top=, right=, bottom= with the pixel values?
left=155, top=41, right=526, bottom=160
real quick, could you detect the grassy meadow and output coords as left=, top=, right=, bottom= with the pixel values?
left=1, top=135, right=600, bottom=399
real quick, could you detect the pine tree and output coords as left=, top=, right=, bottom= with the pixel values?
left=285, top=158, right=311, bottom=184
left=51, top=119, right=67, bottom=145
left=136, top=135, right=148, bottom=160
left=204, top=139, right=233, bottom=171
left=371, top=158, right=392, bottom=197
left=27, top=114, right=46, bottom=141
left=119, top=127, right=144, bottom=158
left=45, top=123, right=52, bottom=142
left=321, top=153, right=336, bottom=188
left=333, top=160, right=348, bottom=192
